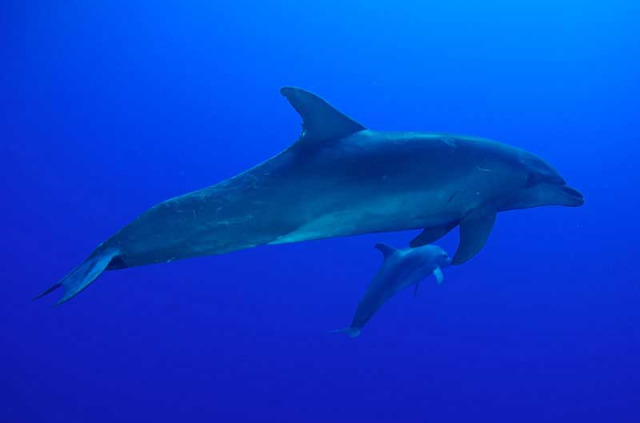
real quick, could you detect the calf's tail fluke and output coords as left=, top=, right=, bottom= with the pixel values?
left=34, top=248, right=120, bottom=305
left=329, top=327, right=362, bottom=338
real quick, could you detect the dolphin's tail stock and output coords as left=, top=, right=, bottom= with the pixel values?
left=34, top=248, right=120, bottom=305
left=329, top=327, right=362, bottom=338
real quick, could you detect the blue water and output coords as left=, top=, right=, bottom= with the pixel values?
left=2, top=1, right=639, bottom=421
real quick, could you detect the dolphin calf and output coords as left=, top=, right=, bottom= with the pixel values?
left=37, top=87, right=583, bottom=304
left=333, top=243, right=451, bottom=338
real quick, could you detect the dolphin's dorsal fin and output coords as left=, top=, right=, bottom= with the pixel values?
left=281, top=87, right=366, bottom=143
left=374, top=243, right=397, bottom=259
left=452, top=209, right=497, bottom=265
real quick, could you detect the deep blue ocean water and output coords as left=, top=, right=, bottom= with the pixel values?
left=2, top=1, right=639, bottom=422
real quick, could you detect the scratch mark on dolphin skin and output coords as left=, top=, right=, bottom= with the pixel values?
left=440, top=136, right=458, bottom=149
left=244, top=174, right=260, bottom=190
left=476, top=164, right=492, bottom=172
left=447, top=189, right=460, bottom=205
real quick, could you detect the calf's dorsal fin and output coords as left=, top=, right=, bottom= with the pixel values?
left=374, top=243, right=397, bottom=259
left=281, top=87, right=366, bottom=143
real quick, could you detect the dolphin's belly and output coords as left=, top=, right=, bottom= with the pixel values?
left=111, top=181, right=464, bottom=268
left=269, top=185, right=466, bottom=245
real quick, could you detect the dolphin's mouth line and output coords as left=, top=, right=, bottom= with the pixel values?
left=560, top=185, right=585, bottom=206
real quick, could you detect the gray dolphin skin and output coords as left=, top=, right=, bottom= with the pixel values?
left=37, top=87, right=583, bottom=304
left=333, top=243, right=451, bottom=338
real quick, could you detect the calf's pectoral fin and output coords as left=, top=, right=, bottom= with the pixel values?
left=410, top=222, right=458, bottom=247
left=433, top=267, right=444, bottom=284
left=414, top=266, right=445, bottom=297
left=452, top=209, right=497, bottom=265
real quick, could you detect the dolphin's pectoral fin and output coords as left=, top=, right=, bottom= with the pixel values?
left=452, top=209, right=497, bottom=265
left=280, top=87, right=366, bottom=143
left=433, top=267, right=444, bottom=285
left=374, top=243, right=397, bottom=259
left=410, top=222, right=458, bottom=247
left=414, top=281, right=420, bottom=297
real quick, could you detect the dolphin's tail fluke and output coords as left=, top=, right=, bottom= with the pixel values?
left=35, top=248, right=120, bottom=305
left=329, top=327, right=362, bottom=338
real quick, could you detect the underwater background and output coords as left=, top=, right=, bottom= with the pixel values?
left=2, top=0, right=639, bottom=422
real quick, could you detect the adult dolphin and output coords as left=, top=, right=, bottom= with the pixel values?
left=37, top=87, right=583, bottom=304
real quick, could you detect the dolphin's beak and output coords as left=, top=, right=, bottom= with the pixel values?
left=559, top=185, right=585, bottom=207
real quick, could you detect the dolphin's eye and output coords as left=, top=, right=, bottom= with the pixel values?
left=525, top=173, right=538, bottom=188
